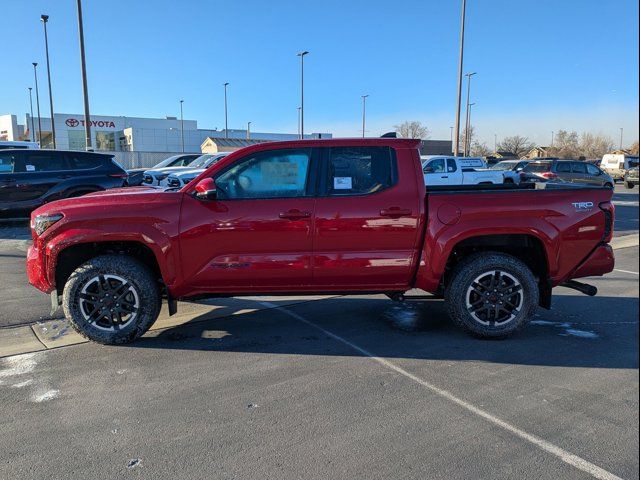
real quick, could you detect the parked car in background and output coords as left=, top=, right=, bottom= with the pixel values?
left=127, top=153, right=200, bottom=186
left=624, top=167, right=639, bottom=189
left=0, top=149, right=128, bottom=219
left=0, top=140, right=39, bottom=150
left=166, top=153, right=230, bottom=188
left=600, top=154, right=639, bottom=182
left=141, top=154, right=219, bottom=186
left=421, top=156, right=507, bottom=185
left=522, top=160, right=614, bottom=188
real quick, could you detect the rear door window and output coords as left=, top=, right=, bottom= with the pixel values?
left=571, top=162, right=587, bottom=174
left=21, top=153, right=70, bottom=172
left=446, top=159, right=457, bottom=172
left=327, top=147, right=396, bottom=196
left=556, top=163, right=572, bottom=173
left=68, top=154, right=103, bottom=170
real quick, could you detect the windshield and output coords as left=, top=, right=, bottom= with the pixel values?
left=490, top=161, right=516, bottom=170
left=152, top=157, right=179, bottom=169
left=187, top=154, right=214, bottom=168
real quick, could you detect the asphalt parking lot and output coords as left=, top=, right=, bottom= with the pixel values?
left=0, top=184, right=638, bottom=479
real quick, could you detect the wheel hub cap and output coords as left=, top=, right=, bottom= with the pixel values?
left=78, top=274, right=140, bottom=331
left=465, top=270, right=524, bottom=326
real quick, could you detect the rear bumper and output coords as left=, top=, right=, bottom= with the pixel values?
left=568, top=243, right=615, bottom=280
left=27, top=243, right=54, bottom=293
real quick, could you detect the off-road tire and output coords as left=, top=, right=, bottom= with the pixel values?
left=625, top=181, right=635, bottom=189
left=604, top=182, right=613, bottom=189
left=62, top=255, right=161, bottom=344
left=445, top=252, right=538, bottom=339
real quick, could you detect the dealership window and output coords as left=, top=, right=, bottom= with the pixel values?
left=96, top=131, right=115, bottom=151
left=68, top=130, right=86, bottom=150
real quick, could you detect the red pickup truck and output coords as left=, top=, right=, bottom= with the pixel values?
left=27, top=138, right=615, bottom=344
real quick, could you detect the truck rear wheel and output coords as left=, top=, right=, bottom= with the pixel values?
left=445, top=252, right=538, bottom=339
left=62, top=255, right=161, bottom=344
left=625, top=181, right=635, bottom=189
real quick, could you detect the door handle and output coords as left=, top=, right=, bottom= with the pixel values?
left=441, top=175, right=449, bottom=178
left=380, top=207, right=412, bottom=218
left=279, top=209, right=311, bottom=220
left=59, top=174, right=73, bottom=179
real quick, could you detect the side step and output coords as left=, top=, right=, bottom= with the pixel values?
left=561, top=280, right=598, bottom=296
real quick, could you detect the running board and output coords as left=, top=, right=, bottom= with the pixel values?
left=561, top=280, right=598, bottom=296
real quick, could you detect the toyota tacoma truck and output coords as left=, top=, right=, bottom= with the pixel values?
left=27, top=138, right=615, bottom=344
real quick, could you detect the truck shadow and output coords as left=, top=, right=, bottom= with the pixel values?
left=123, top=295, right=639, bottom=370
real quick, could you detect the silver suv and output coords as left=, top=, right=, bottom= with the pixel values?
left=522, top=160, right=614, bottom=188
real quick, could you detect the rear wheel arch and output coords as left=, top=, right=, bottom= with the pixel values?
left=442, top=233, right=550, bottom=306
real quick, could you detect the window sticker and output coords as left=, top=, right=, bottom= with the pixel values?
left=334, top=176, right=352, bottom=189
left=26, top=164, right=36, bottom=172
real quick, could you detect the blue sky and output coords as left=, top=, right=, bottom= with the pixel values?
left=1, top=0, right=638, bottom=146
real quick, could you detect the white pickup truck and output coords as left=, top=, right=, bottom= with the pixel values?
left=421, top=156, right=508, bottom=186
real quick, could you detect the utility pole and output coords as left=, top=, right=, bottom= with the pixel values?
left=41, top=15, right=56, bottom=148
left=361, top=94, right=369, bottom=138
left=247, top=121, right=251, bottom=140
left=32, top=63, right=42, bottom=146
left=76, top=0, right=92, bottom=150
left=179, top=100, right=184, bottom=152
left=465, top=103, right=475, bottom=156
left=297, top=107, right=301, bottom=138
left=297, top=51, right=308, bottom=138
left=463, top=72, right=476, bottom=157
left=28, top=88, right=36, bottom=142
left=620, top=127, right=624, bottom=150
left=453, top=0, right=467, bottom=156
left=223, top=82, right=229, bottom=139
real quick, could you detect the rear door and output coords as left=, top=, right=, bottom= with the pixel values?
left=0, top=151, right=23, bottom=217
left=313, top=146, right=422, bottom=288
left=570, top=161, right=589, bottom=184
left=555, top=161, right=573, bottom=182
left=10, top=151, right=71, bottom=204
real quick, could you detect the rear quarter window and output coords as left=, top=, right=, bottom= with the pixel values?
left=68, top=154, right=105, bottom=170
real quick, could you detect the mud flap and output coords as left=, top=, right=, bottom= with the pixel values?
left=50, top=291, right=61, bottom=316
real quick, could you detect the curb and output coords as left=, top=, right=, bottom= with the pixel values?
left=610, top=233, right=639, bottom=250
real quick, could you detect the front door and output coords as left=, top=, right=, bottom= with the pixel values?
left=178, top=147, right=317, bottom=292
left=0, top=151, right=22, bottom=218
left=313, top=146, right=422, bottom=289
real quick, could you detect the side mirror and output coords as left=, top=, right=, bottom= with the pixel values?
left=194, top=177, right=217, bottom=200
left=423, top=166, right=434, bottom=174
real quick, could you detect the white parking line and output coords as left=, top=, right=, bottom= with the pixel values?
left=614, top=269, right=639, bottom=275
left=612, top=201, right=639, bottom=207
left=260, top=302, right=623, bottom=480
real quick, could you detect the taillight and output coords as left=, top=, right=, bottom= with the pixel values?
left=599, top=201, right=615, bottom=243
left=540, top=172, right=557, bottom=179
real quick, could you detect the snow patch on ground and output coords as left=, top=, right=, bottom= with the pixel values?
left=30, top=389, right=60, bottom=403
left=531, top=320, right=599, bottom=339
left=0, top=352, right=38, bottom=379
left=560, top=328, right=599, bottom=339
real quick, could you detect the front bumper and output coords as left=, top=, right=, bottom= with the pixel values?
left=569, top=243, right=615, bottom=280
left=27, top=243, right=54, bottom=293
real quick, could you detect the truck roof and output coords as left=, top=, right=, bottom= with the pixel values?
left=231, top=137, right=422, bottom=152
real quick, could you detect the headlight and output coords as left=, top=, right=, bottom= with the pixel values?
left=157, top=174, right=169, bottom=181
left=32, top=213, right=64, bottom=236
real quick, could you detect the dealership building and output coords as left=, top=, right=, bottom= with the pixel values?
left=0, top=112, right=331, bottom=154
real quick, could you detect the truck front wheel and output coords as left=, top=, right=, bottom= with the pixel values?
left=62, top=255, right=161, bottom=344
left=445, top=252, right=538, bottom=339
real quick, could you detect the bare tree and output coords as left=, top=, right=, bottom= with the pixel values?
left=497, top=135, right=534, bottom=158
left=471, top=141, right=491, bottom=157
left=394, top=121, right=430, bottom=139
left=459, top=125, right=475, bottom=155
left=550, top=130, right=579, bottom=158
left=579, top=133, right=614, bottom=159
left=628, top=140, right=639, bottom=155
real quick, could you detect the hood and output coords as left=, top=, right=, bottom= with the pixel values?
left=170, top=168, right=205, bottom=178
left=126, top=167, right=148, bottom=174
left=145, top=166, right=198, bottom=175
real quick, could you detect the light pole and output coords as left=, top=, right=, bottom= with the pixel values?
left=247, top=121, right=251, bottom=140
left=32, top=63, right=42, bottom=146
left=361, top=94, right=369, bottom=138
left=297, top=107, right=301, bottom=138
left=76, top=0, right=92, bottom=150
left=465, top=103, right=475, bottom=156
left=40, top=14, right=56, bottom=148
left=179, top=100, right=184, bottom=152
left=619, top=127, right=623, bottom=150
left=450, top=126, right=454, bottom=146
left=297, top=51, right=308, bottom=138
left=463, top=72, right=476, bottom=157
left=28, top=88, right=36, bottom=142
left=223, top=82, right=229, bottom=139
left=551, top=131, right=554, bottom=147
left=453, top=0, right=467, bottom=156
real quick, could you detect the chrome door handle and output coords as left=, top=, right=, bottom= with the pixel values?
left=279, top=210, right=311, bottom=220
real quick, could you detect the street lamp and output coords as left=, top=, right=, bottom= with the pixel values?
left=450, top=126, right=454, bottom=145
left=463, top=72, right=477, bottom=157
left=40, top=14, right=56, bottom=149
left=28, top=88, right=36, bottom=142
left=179, top=100, right=184, bottom=152
left=465, top=102, right=475, bottom=156
left=247, top=121, right=251, bottom=140
left=297, top=106, right=301, bottom=138
left=297, top=51, right=309, bottom=139
left=361, top=94, right=369, bottom=138
left=223, top=82, right=229, bottom=139
left=453, top=0, right=467, bottom=156
left=76, top=0, right=92, bottom=150
left=32, top=62, right=42, bottom=146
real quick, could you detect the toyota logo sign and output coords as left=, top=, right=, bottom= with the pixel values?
left=65, top=118, right=80, bottom=127
left=64, top=117, right=115, bottom=128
